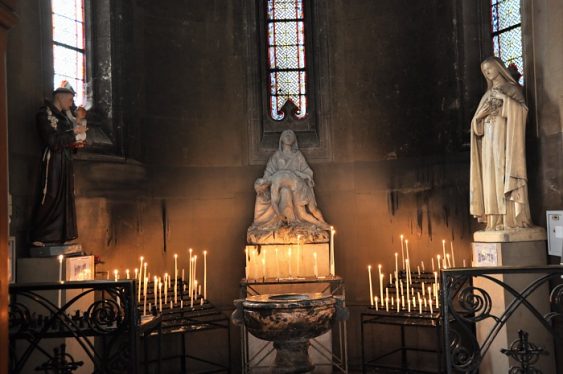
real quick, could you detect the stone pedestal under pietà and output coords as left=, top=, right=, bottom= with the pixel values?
left=472, top=228, right=555, bottom=374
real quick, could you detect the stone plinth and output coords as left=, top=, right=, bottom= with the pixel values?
left=472, top=232, right=556, bottom=374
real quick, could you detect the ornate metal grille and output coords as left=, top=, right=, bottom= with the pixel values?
left=490, top=0, right=524, bottom=84
left=441, top=266, right=563, bottom=373
left=9, top=281, right=138, bottom=373
left=52, top=0, right=87, bottom=104
left=266, top=0, right=308, bottom=121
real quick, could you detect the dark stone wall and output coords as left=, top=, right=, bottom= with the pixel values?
left=7, top=0, right=561, bottom=369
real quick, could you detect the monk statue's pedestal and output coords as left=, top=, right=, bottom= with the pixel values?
left=472, top=227, right=555, bottom=374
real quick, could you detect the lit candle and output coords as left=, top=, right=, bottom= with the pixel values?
left=394, top=253, right=398, bottom=283
left=297, top=235, right=301, bottom=276
left=421, top=261, right=425, bottom=272
left=437, top=255, right=441, bottom=270
left=385, top=296, right=389, bottom=312
left=417, top=266, right=421, bottom=277
left=450, top=241, right=456, bottom=267
left=253, top=249, right=258, bottom=280
left=203, top=251, right=207, bottom=300
left=431, top=258, right=435, bottom=272
left=463, top=259, right=467, bottom=267
left=143, top=276, right=148, bottom=316
left=153, top=276, right=158, bottom=308
left=193, top=256, right=198, bottom=290
left=275, top=247, right=280, bottom=279
left=159, top=280, right=162, bottom=312
left=446, top=254, right=451, bottom=268
left=368, top=265, right=374, bottom=306
left=378, top=265, right=383, bottom=305
left=143, top=262, right=148, bottom=288
left=188, top=248, right=193, bottom=296
left=422, top=282, right=425, bottom=297
left=330, top=226, right=335, bottom=276
left=58, top=255, right=64, bottom=308
left=135, top=268, right=138, bottom=281
left=244, top=248, right=248, bottom=279
left=313, top=252, right=319, bottom=278
left=400, top=234, right=405, bottom=270
left=379, top=273, right=384, bottom=307
left=114, top=269, right=118, bottom=281
left=126, top=269, right=130, bottom=279
left=374, top=297, right=378, bottom=311
left=138, top=256, right=144, bottom=302
left=397, top=297, right=400, bottom=312
left=164, top=273, right=168, bottom=304
left=429, top=297, right=433, bottom=314
left=405, top=240, right=410, bottom=263
left=288, top=247, right=292, bottom=277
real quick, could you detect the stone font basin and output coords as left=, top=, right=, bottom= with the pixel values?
left=233, top=293, right=345, bottom=373
left=242, top=293, right=336, bottom=342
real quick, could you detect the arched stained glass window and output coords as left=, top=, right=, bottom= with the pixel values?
left=52, top=0, right=87, bottom=105
left=490, top=0, right=524, bottom=84
left=266, top=0, right=308, bottom=121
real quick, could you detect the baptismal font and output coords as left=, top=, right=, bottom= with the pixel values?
left=232, top=130, right=348, bottom=373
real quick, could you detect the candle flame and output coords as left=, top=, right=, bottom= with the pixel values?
left=204, top=250, right=207, bottom=255
left=174, top=254, right=178, bottom=258
left=58, top=254, right=64, bottom=262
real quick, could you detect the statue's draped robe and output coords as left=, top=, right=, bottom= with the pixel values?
left=30, top=101, right=78, bottom=244
left=252, top=149, right=315, bottom=228
left=469, top=83, right=532, bottom=228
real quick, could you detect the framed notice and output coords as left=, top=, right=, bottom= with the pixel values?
left=66, top=255, right=95, bottom=281
left=8, top=236, right=15, bottom=283
left=472, top=242, right=498, bottom=267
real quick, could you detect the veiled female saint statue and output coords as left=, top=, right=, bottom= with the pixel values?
left=248, top=130, right=330, bottom=244
left=470, top=57, right=533, bottom=231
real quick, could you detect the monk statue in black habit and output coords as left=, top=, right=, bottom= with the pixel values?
left=30, top=83, right=87, bottom=248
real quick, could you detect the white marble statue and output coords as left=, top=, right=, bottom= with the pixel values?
left=247, top=130, right=330, bottom=244
left=470, top=56, right=533, bottom=231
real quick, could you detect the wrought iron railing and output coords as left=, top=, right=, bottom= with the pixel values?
left=9, top=280, right=138, bottom=373
left=441, top=266, right=563, bottom=374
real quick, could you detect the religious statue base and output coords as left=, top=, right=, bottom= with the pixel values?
left=247, top=222, right=329, bottom=245
left=29, top=243, right=83, bottom=258
left=472, top=236, right=555, bottom=374
left=473, top=226, right=546, bottom=243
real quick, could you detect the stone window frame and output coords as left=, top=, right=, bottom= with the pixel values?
left=244, top=0, right=333, bottom=164
left=40, top=0, right=132, bottom=156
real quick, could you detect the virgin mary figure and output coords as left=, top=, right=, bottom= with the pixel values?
left=248, top=130, right=330, bottom=244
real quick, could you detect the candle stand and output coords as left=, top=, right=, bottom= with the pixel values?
left=140, top=279, right=231, bottom=373
left=361, top=269, right=446, bottom=373
left=361, top=309, right=443, bottom=373
left=239, top=276, right=347, bottom=373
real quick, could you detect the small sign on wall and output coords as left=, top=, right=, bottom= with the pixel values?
left=547, top=211, right=563, bottom=258
left=472, top=242, right=498, bottom=267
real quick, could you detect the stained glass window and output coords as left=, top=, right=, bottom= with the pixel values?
left=266, top=0, right=307, bottom=121
left=52, top=0, right=86, bottom=105
left=490, top=0, right=524, bottom=84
